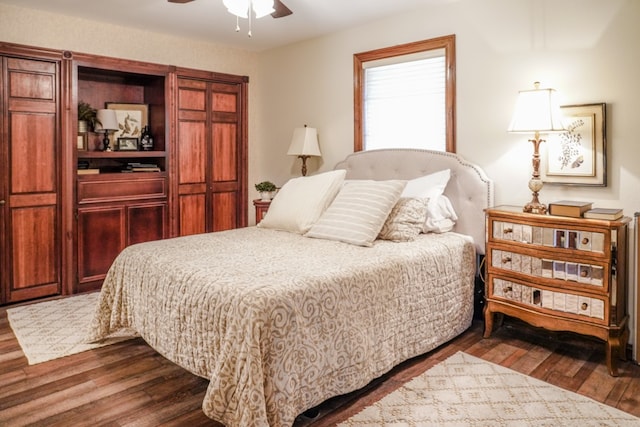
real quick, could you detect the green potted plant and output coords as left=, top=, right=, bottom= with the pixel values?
left=78, top=101, right=100, bottom=133
left=255, top=181, right=277, bottom=201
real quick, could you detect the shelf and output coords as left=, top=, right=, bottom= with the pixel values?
left=77, top=151, right=166, bottom=159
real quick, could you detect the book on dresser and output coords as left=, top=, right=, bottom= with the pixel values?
left=548, top=200, right=593, bottom=217
left=583, top=208, right=623, bottom=220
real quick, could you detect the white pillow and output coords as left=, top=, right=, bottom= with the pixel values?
left=401, top=169, right=454, bottom=233
left=257, top=169, right=346, bottom=234
left=305, top=180, right=407, bottom=247
left=424, top=195, right=458, bottom=233
left=401, top=169, right=450, bottom=199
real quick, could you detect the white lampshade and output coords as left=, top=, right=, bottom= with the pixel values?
left=94, top=109, right=119, bottom=133
left=287, top=126, right=321, bottom=157
left=508, top=82, right=565, bottom=134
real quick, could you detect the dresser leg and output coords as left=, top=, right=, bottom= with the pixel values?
left=483, top=306, right=494, bottom=338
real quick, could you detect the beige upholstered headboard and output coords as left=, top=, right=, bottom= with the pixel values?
left=334, top=149, right=494, bottom=255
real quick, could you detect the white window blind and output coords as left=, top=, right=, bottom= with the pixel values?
left=363, top=49, right=446, bottom=151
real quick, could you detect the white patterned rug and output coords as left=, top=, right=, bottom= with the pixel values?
left=7, top=292, right=137, bottom=365
left=338, top=351, right=640, bottom=426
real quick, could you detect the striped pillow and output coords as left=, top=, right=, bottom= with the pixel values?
left=305, top=180, right=406, bottom=246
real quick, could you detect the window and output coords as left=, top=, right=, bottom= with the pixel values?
left=353, top=35, right=456, bottom=152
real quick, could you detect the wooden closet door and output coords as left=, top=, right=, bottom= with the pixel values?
left=177, top=78, right=208, bottom=236
left=175, top=74, right=247, bottom=236
left=1, top=56, right=60, bottom=304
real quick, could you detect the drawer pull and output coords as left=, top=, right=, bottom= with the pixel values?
left=580, top=270, right=589, bottom=277
left=582, top=237, right=590, bottom=245
left=504, top=286, right=512, bottom=292
left=503, top=227, right=513, bottom=234
left=502, top=257, right=512, bottom=264
left=581, top=302, right=589, bottom=310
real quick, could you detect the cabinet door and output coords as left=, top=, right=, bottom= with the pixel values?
left=127, top=201, right=167, bottom=245
left=77, top=206, right=125, bottom=291
left=177, top=78, right=207, bottom=236
left=175, top=76, right=247, bottom=236
left=1, top=57, right=61, bottom=304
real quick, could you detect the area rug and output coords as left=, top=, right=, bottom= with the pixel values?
left=7, top=292, right=137, bottom=365
left=338, top=351, right=639, bottom=426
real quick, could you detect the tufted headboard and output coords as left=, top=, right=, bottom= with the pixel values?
left=334, top=149, right=494, bottom=255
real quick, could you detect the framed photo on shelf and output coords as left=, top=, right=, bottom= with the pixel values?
left=77, top=133, right=87, bottom=151
left=116, top=137, right=139, bottom=151
left=542, top=103, right=606, bottom=186
left=106, top=102, right=148, bottom=142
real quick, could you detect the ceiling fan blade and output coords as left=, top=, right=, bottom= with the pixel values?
left=167, top=0, right=195, bottom=3
left=271, top=0, right=292, bottom=18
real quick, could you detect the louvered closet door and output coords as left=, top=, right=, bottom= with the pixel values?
left=1, top=56, right=60, bottom=304
left=176, top=76, right=245, bottom=236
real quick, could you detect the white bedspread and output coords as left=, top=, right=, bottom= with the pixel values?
left=87, top=227, right=475, bottom=427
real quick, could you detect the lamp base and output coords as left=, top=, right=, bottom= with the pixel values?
left=102, top=134, right=112, bottom=152
left=523, top=200, right=547, bottom=215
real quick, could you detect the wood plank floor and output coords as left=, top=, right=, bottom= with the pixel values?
left=1, top=307, right=639, bottom=426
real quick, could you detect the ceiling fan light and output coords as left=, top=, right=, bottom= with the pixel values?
left=223, top=0, right=249, bottom=18
left=252, top=0, right=275, bottom=18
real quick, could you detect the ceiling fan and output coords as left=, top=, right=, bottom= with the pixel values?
left=167, top=0, right=293, bottom=18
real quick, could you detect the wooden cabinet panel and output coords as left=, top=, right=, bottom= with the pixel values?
left=128, top=202, right=167, bottom=245
left=212, top=123, right=237, bottom=182
left=179, top=194, right=206, bottom=236
left=212, top=192, right=237, bottom=231
left=178, top=121, right=206, bottom=184
left=1, top=54, right=61, bottom=304
left=11, top=206, right=57, bottom=289
left=77, top=206, right=125, bottom=286
left=174, top=74, right=246, bottom=236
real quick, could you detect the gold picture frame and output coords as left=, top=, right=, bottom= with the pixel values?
left=106, top=102, right=148, bottom=142
left=542, top=103, right=606, bottom=186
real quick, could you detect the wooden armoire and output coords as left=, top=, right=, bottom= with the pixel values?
left=0, top=42, right=248, bottom=305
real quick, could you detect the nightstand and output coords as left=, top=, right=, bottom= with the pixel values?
left=253, top=199, right=271, bottom=223
left=484, top=205, right=629, bottom=376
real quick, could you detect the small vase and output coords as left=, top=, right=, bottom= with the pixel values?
left=260, top=192, right=271, bottom=201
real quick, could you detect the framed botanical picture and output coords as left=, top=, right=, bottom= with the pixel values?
left=116, top=137, right=139, bottom=151
left=106, top=102, right=148, bottom=142
left=542, top=103, right=606, bottom=186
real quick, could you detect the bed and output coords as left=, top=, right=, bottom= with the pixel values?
left=87, top=148, right=494, bottom=427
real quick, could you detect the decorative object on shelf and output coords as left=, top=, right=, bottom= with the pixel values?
left=287, top=125, right=321, bottom=176
left=139, top=125, right=154, bottom=151
left=94, top=109, right=119, bottom=152
left=542, top=103, right=607, bottom=187
left=255, top=180, right=277, bottom=200
left=508, top=82, right=566, bottom=215
left=77, top=133, right=88, bottom=151
left=548, top=200, right=593, bottom=218
left=106, top=103, right=148, bottom=142
left=116, top=137, right=139, bottom=151
left=77, top=101, right=99, bottom=133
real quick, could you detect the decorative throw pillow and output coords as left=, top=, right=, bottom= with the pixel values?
left=305, top=179, right=406, bottom=247
left=378, top=197, right=429, bottom=242
left=400, top=169, right=456, bottom=233
left=257, top=169, right=346, bottom=234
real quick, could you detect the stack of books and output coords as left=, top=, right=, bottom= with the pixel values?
left=583, top=208, right=624, bottom=220
left=123, top=162, right=161, bottom=173
left=548, top=200, right=592, bottom=218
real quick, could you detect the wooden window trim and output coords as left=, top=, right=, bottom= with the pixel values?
left=353, top=34, right=456, bottom=152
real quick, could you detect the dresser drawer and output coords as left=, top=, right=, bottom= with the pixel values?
left=492, top=220, right=605, bottom=253
left=490, top=276, right=606, bottom=322
left=490, top=248, right=605, bottom=289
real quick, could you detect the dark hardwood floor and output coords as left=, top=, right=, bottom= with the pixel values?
left=1, top=307, right=639, bottom=426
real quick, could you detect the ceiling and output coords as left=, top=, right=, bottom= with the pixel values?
left=0, top=0, right=450, bottom=51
